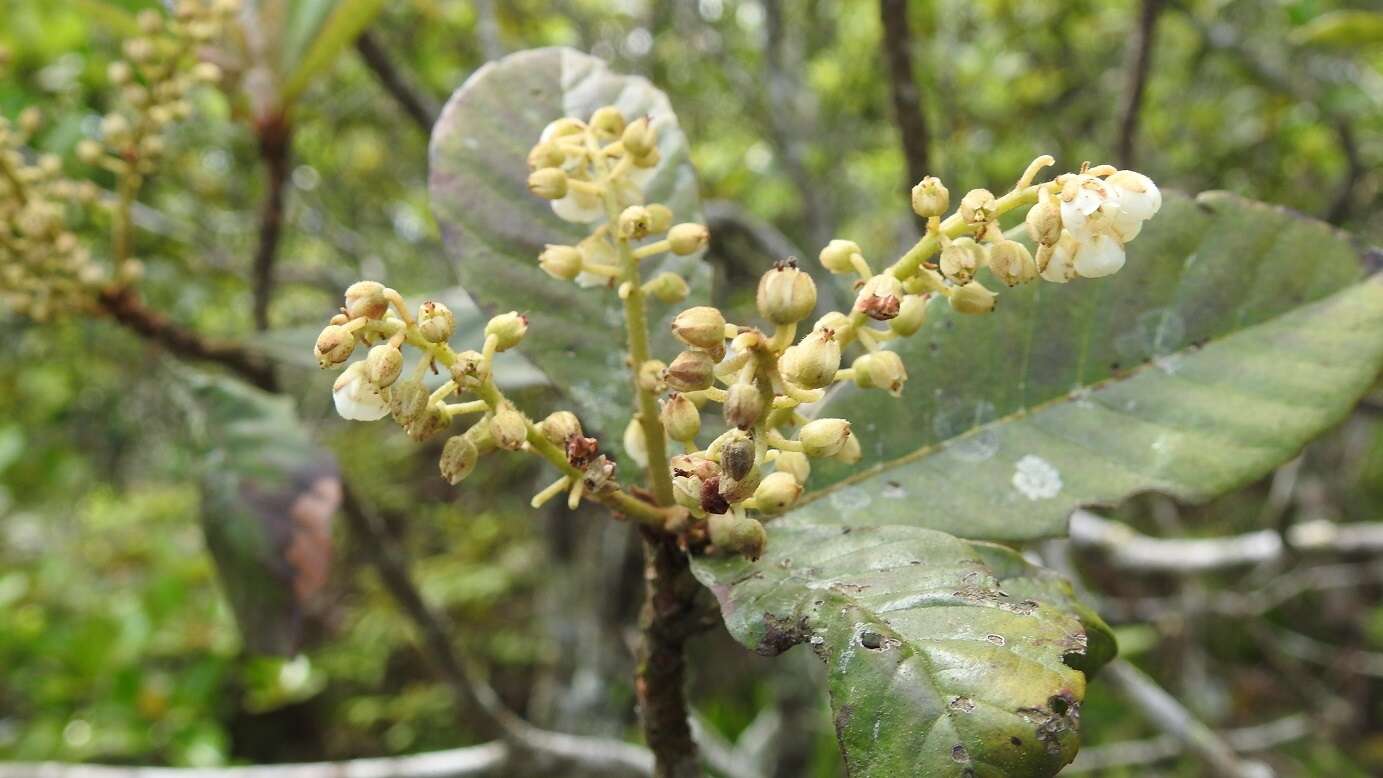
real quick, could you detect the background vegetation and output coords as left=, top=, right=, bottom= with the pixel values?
left=1, top=0, right=1380, bottom=775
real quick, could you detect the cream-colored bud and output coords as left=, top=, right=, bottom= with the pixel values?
left=779, top=329, right=840, bottom=389
left=417, top=300, right=455, bottom=343
left=637, top=360, right=667, bottom=393
left=76, top=139, right=103, bottom=165
left=390, top=379, right=429, bottom=427
left=344, top=280, right=389, bottom=320
left=939, top=237, right=983, bottom=284
left=854, top=274, right=905, bottom=321
left=833, top=431, right=862, bottom=464
left=527, top=167, right=568, bottom=200
left=911, top=176, right=949, bottom=218
left=889, top=294, right=928, bottom=337
left=623, top=418, right=649, bottom=467
left=813, top=311, right=852, bottom=333
left=107, top=61, right=132, bottom=85
left=439, top=434, right=479, bottom=485
left=664, top=349, right=715, bottom=392
left=485, top=311, right=528, bottom=351
left=100, top=114, right=131, bottom=145
left=590, top=105, right=626, bottom=137
left=799, top=418, right=852, bottom=458
left=753, top=471, right=802, bottom=515
left=365, top=344, right=404, bottom=387
left=719, top=466, right=761, bottom=503
left=645, top=271, right=689, bottom=303
left=538, top=410, right=583, bottom=445
left=618, top=205, right=652, bottom=240
left=527, top=142, right=564, bottom=171
left=646, top=203, right=673, bottom=233
left=708, top=512, right=766, bottom=560
left=314, top=324, right=355, bottom=367
left=757, top=260, right=817, bottom=325
left=449, top=350, right=485, bottom=387
left=539, top=244, right=583, bottom=280
left=136, top=9, right=162, bottom=34
left=987, top=240, right=1037, bottom=287
left=720, top=435, right=756, bottom=481
left=671, top=306, right=726, bottom=350
left=723, top=382, right=765, bottom=430
left=490, top=404, right=529, bottom=450
left=950, top=281, right=997, bottom=315
left=672, top=474, right=704, bottom=512
left=407, top=406, right=450, bottom=442
left=622, top=116, right=656, bottom=156
left=852, top=350, right=908, bottom=396
left=633, top=146, right=661, bottom=169
left=818, top=239, right=861, bottom=275
left=1024, top=194, right=1062, bottom=246
left=959, top=188, right=997, bottom=226
left=192, top=62, right=222, bottom=83
left=773, top=450, right=811, bottom=484
left=668, top=223, right=709, bottom=255
left=660, top=394, right=701, bottom=442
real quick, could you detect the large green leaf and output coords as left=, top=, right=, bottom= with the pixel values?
left=280, top=0, right=388, bottom=105
left=428, top=47, right=711, bottom=443
left=796, top=192, right=1383, bottom=541
left=693, top=524, right=1116, bottom=778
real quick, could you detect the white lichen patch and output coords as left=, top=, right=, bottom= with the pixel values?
left=1012, top=455, right=1062, bottom=500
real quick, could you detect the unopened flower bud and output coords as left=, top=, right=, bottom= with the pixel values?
left=772, top=450, right=811, bottom=484
left=833, top=431, right=862, bottom=464
left=647, top=203, right=673, bottom=233
left=528, top=167, right=568, bottom=200
left=637, top=360, right=668, bottom=393
left=854, top=274, right=904, bottom=321
left=939, top=237, right=983, bottom=284
left=708, top=512, right=766, bottom=560
left=723, top=382, right=765, bottom=430
left=107, top=61, right=132, bottom=85
left=417, top=301, right=455, bottom=343
left=950, top=281, right=997, bottom=315
left=889, top=294, right=928, bottom=337
left=622, top=116, right=656, bottom=156
left=527, top=142, right=564, bottom=170
left=314, top=324, right=355, bottom=367
left=76, top=139, right=103, bottom=165
left=671, top=306, right=726, bottom=350
left=439, top=434, right=479, bottom=485
left=668, top=223, right=709, bottom=255
left=779, top=329, right=840, bottom=389
left=800, top=418, right=852, bottom=458
left=987, top=240, right=1037, bottom=287
left=490, top=404, right=529, bottom=450
left=851, top=351, right=908, bottom=396
left=539, top=244, right=583, bottom=280
left=660, top=394, right=701, bottom=442
left=719, top=465, right=762, bottom=503
left=590, top=105, right=626, bottom=137
left=485, top=311, right=528, bottom=351
left=193, top=62, right=222, bottom=83
left=665, top=349, right=715, bottom=392
left=959, top=188, right=997, bottom=226
left=753, top=471, right=802, bottom=515
left=757, top=259, right=817, bottom=325
left=390, top=379, right=429, bottom=427
left=672, top=474, right=704, bottom=512
left=408, top=407, right=450, bottom=441
left=100, top=113, right=131, bottom=145
left=911, top=176, right=949, bottom=218
left=813, top=311, right=852, bottom=333
left=538, top=410, right=583, bottom=445
left=818, top=239, right=861, bottom=275
left=1025, top=194, right=1063, bottom=246
left=365, top=344, right=404, bottom=387
left=618, top=205, right=652, bottom=240
left=645, top=272, right=689, bottom=303
left=721, top=436, right=756, bottom=481
left=344, top=280, right=389, bottom=320
left=623, top=418, right=649, bottom=467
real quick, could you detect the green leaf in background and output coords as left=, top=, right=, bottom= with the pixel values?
left=181, top=370, right=340, bottom=656
left=279, top=0, right=387, bottom=106
left=1290, top=11, right=1383, bottom=48
left=429, top=47, right=712, bottom=444
left=795, top=192, right=1383, bottom=542
left=693, top=524, right=1116, bottom=778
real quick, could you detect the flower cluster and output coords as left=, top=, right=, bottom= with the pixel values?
left=0, top=1, right=235, bottom=320
left=317, top=105, right=1161, bottom=562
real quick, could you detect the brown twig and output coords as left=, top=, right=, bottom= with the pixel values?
left=96, top=284, right=279, bottom=392
left=879, top=0, right=931, bottom=227
left=355, top=30, right=440, bottom=135
left=251, top=115, right=292, bottom=331
left=1116, top=0, right=1163, bottom=167
left=1326, top=120, right=1363, bottom=224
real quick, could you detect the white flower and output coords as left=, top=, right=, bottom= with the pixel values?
left=624, top=417, right=649, bottom=468
left=552, top=189, right=604, bottom=223
left=1106, top=170, right=1161, bottom=222
left=1074, top=232, right=1126, bottom=278
left=1040, top=231, right=1080, bottom=283
left=332, top=361, right=390, bottom=421
left=1058, top=175, right=1113, bottom=239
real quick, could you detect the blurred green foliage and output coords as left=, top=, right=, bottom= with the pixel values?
left=1, top=0, right=1381, bottom=774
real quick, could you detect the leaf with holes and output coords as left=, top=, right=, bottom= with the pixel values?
left=429, top=48, right=710, bottom=445
left=693, top=524, right=1116, bottom=778
left=798, top=192, right=1383, bottom=541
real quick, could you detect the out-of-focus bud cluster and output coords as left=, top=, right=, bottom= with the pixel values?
left=1, top=1, right=238, bottom=320
left=526, top=106, right=708, bottom=292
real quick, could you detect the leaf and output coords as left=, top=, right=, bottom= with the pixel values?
left=693, top=524, right=1116, bottom=778
left=180, top=370, right=340, bottom=655
left=279, top=0, right=388, bottom=106
left=796, top=192, right=1383, bottom=541
left=1291, top=11, right=1383, bottom=48
left=429, top=48, right=711, bottom=443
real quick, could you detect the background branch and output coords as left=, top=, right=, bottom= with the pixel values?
left=250, top=117, right=292, bottom=331
left=356, top=30, right=440, bottom=135
left=1116, top=0, right=1163, bottom=167
left=1068, top=713, right=1309, bottom=773
left=879, top=0, right=931, bottom=227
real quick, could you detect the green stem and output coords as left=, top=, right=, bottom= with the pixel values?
left=888, top=184, right=1044, bottom=280
left=618, top=239, right=677, bottom=506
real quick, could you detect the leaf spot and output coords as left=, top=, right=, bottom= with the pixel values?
left=1012, top=455, right=1062, bottom=500
left=951, top=744, right=969, bottom=763
left=986, top=633, right=1006, bottom=646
